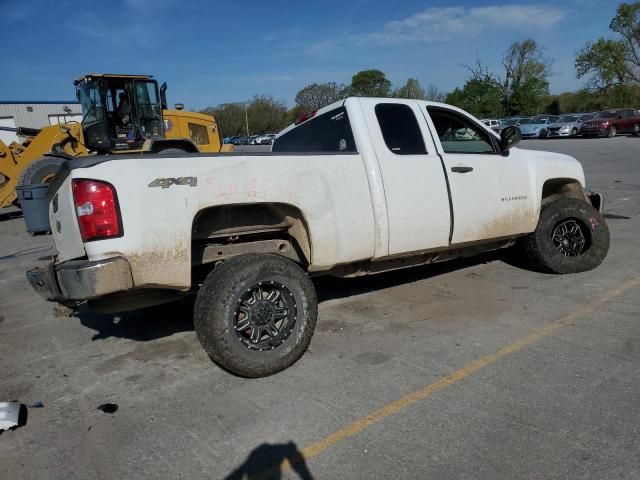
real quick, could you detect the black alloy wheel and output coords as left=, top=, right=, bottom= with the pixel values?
left=233, top=281, right=297, bottom=351
left=551, top=219, right=587, bottom=257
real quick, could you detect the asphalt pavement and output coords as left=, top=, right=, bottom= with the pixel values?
left=1, top=136, right=639, bottom=479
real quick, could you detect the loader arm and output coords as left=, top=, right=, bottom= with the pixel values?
left=0, top=123, right=88, bottom=208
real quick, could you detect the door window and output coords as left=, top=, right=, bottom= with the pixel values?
left=374, top=103, right=426, bottom=155
left=133, top=80, right=163, bottom=138
left=427, top=107, right=496, bottom=154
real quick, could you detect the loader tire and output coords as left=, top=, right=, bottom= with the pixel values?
left=521, top=199, right=609, bottom=274
left=157, top=148, right=188, bottom=155
left=194, top=254, right=317, bottom=377
left=19, top=156, right=65, bottom=186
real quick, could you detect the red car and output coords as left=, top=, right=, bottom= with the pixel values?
left=581, top=108, right=640, bottom=137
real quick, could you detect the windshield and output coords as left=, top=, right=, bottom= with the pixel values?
left=518, top=118, right=531, bottom=124
left=531, top=116, right=549, bottom=123
left=595, top=111, right=617, bottom=118
left=558, top=115, right=579, bottom=123
left=501, top=119, right=518, bottom=126
left=77, top=80, right=105, bottom=125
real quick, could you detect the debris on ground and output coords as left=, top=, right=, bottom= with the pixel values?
left=29, top=401, right=44, bottom=408
left=97, top=403, right=118, bottom=414
left=53, top=304, right=75, bottom=318
left=0, top=402, right=26, bottom=431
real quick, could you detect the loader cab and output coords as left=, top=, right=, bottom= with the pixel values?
left=75, top=74, right=164, bottom=153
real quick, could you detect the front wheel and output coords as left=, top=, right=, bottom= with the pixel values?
left=194, top=254, right=318, bottom=377
left=571, top=127, right=578, bottom=137
left=539, top=129, right=548, bottom=139
left=632, top=123, right=639, bottom=136
left=607, top=126, right=617, bottom=138
left=521, top=199, right=609, bottom=274
left=18, top=156, right=66, bottom=185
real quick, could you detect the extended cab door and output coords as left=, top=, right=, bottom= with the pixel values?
left=358, top=98, right=451, bottom=256
left=423, top=105, right=537, bottom=245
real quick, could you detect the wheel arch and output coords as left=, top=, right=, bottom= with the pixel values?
left=191, top=202, right=313, bottom=266
left=541, top=178, right=589, bottom=206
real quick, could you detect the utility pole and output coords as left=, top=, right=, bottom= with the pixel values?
left=243, top=103, right=249, bottom=137
left=218, top=102, right=250, bottom=136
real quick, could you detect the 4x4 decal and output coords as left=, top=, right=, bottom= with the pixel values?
left=148, top=177, right=197, bottom=189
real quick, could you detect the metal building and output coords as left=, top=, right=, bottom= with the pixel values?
left=0, top=101, right=82, bottom=145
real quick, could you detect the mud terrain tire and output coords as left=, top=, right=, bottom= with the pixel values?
left=19, top=156, right=65, bottom=185
left=522, top=198, right=609, bottom=274
left=194, top=254, right=317, bottom=377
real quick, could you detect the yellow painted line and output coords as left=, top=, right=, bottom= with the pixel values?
left=257, top=276, right=640, bottom=478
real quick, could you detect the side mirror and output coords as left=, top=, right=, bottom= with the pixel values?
left=500, top=126, right=521, bottom=153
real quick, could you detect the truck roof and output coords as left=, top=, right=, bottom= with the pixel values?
left=73, top=74, right=153, bottom=85
left=277, top=96, right=468, bottom=137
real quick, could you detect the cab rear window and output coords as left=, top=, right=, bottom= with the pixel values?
left=272, top=107, right=357, bottom=153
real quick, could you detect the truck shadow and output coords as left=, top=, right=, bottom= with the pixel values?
left=76, top=250, right=512, bottom=342
left=315, top=250, right=507, bottom=303
left=77, top=298, right=196, bottom=342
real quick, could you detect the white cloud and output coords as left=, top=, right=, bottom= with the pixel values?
left=362, top=4, right=565, bottom=45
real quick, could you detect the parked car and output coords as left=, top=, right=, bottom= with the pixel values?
left=481, top=119, right=501, bottom=131
left=255, top=133, right=277, bottom=145
left=519, top=115, right=560, bottom=138
left=231, top=136, right=250, bottom=145
left=248, top=135, right=260, bottom=145
left=546, top=113, right=594, bottom=138
left=27, top=97, right=608, bottom=377
left=494, top=118, right=524, bottom=133
left=580, top=109, right=640, bottom=137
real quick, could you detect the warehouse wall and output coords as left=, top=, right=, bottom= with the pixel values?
left=0, top=102, right=82, bottom=144
left=0, top=102, right=82, bottom=129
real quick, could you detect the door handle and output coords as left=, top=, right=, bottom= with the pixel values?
left=451, top=166, right=473, bottom=173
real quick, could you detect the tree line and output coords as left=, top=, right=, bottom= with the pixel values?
left=201, top=71, right=447, bottom=138
left=202, top=1, right=640, bottom=137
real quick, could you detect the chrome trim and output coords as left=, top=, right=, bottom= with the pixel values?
left=56, top=257, right=133, bottom=300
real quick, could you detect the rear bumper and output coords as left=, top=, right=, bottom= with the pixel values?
left=26, top=256, right=133, bottom=303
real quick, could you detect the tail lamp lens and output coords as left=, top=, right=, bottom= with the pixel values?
left=72, top=179, right=122, bottom=241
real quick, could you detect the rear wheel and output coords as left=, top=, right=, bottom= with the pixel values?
left=194, top=254, right=317, bottom=377
left=521, top=198, right=609, bottom=274
left=18, top=156, right=65, bottom=186
left=607, top=126, right=617, bottom=138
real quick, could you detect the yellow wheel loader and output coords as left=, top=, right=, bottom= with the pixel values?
left=0, top=73, right=231, bottom=208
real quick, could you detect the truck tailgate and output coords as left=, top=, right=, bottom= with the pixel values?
left=49, top=175, right=85, bottom=261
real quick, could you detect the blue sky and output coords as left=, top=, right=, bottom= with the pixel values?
left=0, top=0, right=620, bottom=109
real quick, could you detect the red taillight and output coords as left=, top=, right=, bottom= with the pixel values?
left=72, top=179, right=122, bottom=241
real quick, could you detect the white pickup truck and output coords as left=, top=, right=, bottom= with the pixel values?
left=27, top=97, right=609, bottom=377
